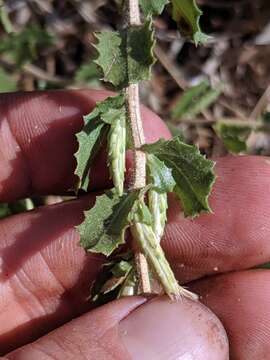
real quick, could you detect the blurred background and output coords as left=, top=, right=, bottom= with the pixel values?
left=0, top=0, right=270, bottom=158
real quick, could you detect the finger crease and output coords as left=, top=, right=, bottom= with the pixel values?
left=11, top=269, right=47, bottom=319
left=6, top=116, right=33, bottom=196
left=39, top=251, right=66, bottom=294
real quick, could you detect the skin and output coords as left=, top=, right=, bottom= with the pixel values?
left=0, top=90, right=269, bottom=359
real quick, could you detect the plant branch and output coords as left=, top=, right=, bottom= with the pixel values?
left=128, top=0, right=141, bottom=26
left=126, top=85, right=146, bottom=188
left=127, top=0, right=151, bottom=294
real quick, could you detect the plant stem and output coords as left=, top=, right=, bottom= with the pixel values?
left=126, top=85, right=147, bottom=188
left=127, top=0, right=151, bottom=294
left=128, top=0, right=141, bottom=26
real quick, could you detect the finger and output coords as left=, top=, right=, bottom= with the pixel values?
left=2, top=156, right=270, bottom=350
left=0, top=196, right=104, bottom=354
left=190, top=270, right=270, bottom=360
left=162, top=155, right=270, bottom=283
left=0, top=90, right=170, bottom=202
left=6, top=296, right=228, bottom=360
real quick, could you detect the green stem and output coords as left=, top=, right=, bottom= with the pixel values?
left=131, top=221, right=198, bottom=300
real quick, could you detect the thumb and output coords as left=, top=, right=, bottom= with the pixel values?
left=7, top=296, right=229, bottom=360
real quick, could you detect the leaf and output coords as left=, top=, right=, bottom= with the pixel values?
left=214, top=121, right=252, bottom=154
left=75, top=119, right=107, bottom=192
left=90, top=253, right=134, bottom=303
left=75, top=94, right=125, bottom=191
left=171, top=81, right=222, bottom=120
left=101, top=260, right=133, bottom=295
left=117, top=268, right=136, bottom=297
left=143, top=136, right=216, bottom=217
left=111, top=260, right=133, bottom=277
left=147, top=154, right=176, bottom=193
left=94, top=31, right=125, bottom=87
left=101, top=108, right=125, bottom=125
left=78, top=190, right=140, bottom=256
left=171, top=0, right=209, bottom=45
left=95, top=20, right=155, bottom=88
left=139, top=0, right=169, bottom=16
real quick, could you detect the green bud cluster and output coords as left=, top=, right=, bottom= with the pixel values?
left=108, top=115, right=126, bottom=196
left=149, top=190, right=167, bottom=241
left=131, top=215, right=197, bottom=300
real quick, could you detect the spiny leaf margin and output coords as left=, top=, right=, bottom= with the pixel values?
left=142, top=136, right=216, bottom=217
left=94, top=20, right=156, bottom=88
left=171, top=0, right=210, bottom=46
left=77, top=189, right=141, bottom=256
left=139, top=0, right=169, bottom=16
left=74, top=94, right=125, bottom=192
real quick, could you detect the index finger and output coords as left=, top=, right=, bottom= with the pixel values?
left=0, top=89, right=170, bottom=202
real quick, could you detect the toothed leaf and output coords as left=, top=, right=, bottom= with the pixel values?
left=139, top=0, right=169, bottom=16
left=143, top=136, right=216, bottom=217
left=171, top=0, right=210, bottom=45
left=75, top=119, right=107, bottom=192
left=95, top=20, right=155, bottom=88
left=75, top=94, right=125, bottom=191
left=78, top=190, right=140, bottom=256
left=90, top=253, right=134, bottom=303
left=147, top=154, right=176, bottom=193
left=111, top=260, right=133, bottom=277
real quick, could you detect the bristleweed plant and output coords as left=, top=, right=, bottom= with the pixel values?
left=75, top=0, right=216, bottom=302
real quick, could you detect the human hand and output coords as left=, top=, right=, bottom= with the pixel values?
left=0, top=90, right=269, bottom=359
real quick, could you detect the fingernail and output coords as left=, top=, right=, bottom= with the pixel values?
left=119, top=296, right=229, bottom=360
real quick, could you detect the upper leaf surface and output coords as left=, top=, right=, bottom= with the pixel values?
left=75, top=94, right=125, bottom=191
left=171, top=0, right=209, bottom=45
left=147, top=153, right=176, bottom=193
left=78, top=190, right=140, bottom=256
left=95, top=21, right=155, bottom=88
left=75, top=119, right=106, bottom=192
left=139, top=0, right=169, bottom=16
left=94, top=31, right=126, bottom=88
left=143, top=136, right=216, bottom=217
